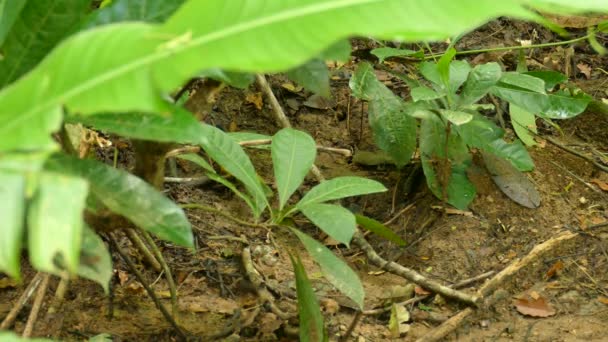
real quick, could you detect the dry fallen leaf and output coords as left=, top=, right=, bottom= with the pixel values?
left=245, top=92, right=264, bottom=110
left=514, top=295, right=556, bottom=317
left=576, top=63, right=592, bottom=79
left=179, top=295, right=238, bottom=314
left=590, top=178, right=608, bottom=192
left=546, top=260, right=564, bottom=280
left=414, top=286, right=432, bottom=296
left=0, top=277, right=18, bottom=289
left=388, top=303, right=411, bottom=338
left=598, top=296, right=608, bottom=305
left=303, top=94, right=336, bottom=110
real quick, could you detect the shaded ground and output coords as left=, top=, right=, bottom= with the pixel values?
left=1, top=19, right=608, bottom=341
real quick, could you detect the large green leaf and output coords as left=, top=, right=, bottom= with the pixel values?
left=524, top=70, right=567, bottom=90
left=0, top=172, right=26, bottom=280
left=0, top=0, right=26, bottom=46
left=286, top=59, right=330, bottom=98
left=420, top=115, right=476, bottom=210
left=28, top=172, right=88, bottom=275
left=80, top=0, right=186, bottom=29
left=355, top=214, right=405, bottom=246
left=290, top=253, right=326, bottom=342
left=1, top=0, right=547, bottom=154
left=272, top=128, right=317, bottom=210
left=297, top=176, right=387, bottom=209
left=45, top=154, right=194, bottom=248
left=0, top=0, right=90, bottom=87
left=454, top=114, right=534, bottom=171
left=510, top=104, right=537, bottom=146
left=78, top=225, right=113, bottom=293
left=350, top=62, right=417, bottom=167
left=460, top=62, right=502, bottom=105
left=292, top=228, right=365, bottom=309
left=499, top=72, right=547, bottom=94
left=300, top=203, right=356, bottom=246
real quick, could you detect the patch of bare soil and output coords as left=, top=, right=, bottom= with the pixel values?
left=1, top=19, right=607, bottom=341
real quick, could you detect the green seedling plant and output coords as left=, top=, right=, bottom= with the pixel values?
left=350, top=46, right=593, bottom=209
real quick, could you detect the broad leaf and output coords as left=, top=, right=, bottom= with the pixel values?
left=177, top=153, right=214, bottom=173
left=1, top=0, right=544, bottom=154
left=371, top=47, right=422, bottom=63
left=0, top=0, right=26, bottom=46
left=411, top=86, right=443, bottom=102
left=460, top=62, right=502, bottom=105
left=524, top=71, right=567, bottom=90
left=290, top=253, right=326, bottom=342
left=350, top=62, right=417, bottom=167
left=0, top=172, right=26, bottom=279
left=78, top=225, right=113, bottom=293
left=437, top=48, right=457, bottom=89
left=355, top=214, right=405, bottom=246
left=292, top=228, right=365, bottom=309
left=420, top=115, right=476, bottom=209
left=272, top=128, right=317, bottom=210
left=297, top=176, right=387, bottom=209
left=439, top=109, right=473, bottom=125
left=510, top=104, right=537, bottom=146
left=28, top=172, right=88, bottom=275
left=0, top=0, right=90, bottom=87
left=454, top=114, right=534, bottom=171
left=447, top=60, right=471, bottom=93
left=45, top=154, right=194, bottom=248
left=300, top=203, right=356, bottom=246
left=499, top=72, right=547, bottom=94
left=318, top=39, right=351, bottom=62
left=482, top=151, right=541, bottom=208
left=286, top=59, right=330, bottom=98
left=198, top=69, right=254, bottom=89
left=80, top=0, right=186, bottom=29
left=0, top=331, right=52, bottom=342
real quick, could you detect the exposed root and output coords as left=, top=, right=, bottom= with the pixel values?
left=1, top=273, right=43, bottom=330
left=23, top=273, right=51, bottom=337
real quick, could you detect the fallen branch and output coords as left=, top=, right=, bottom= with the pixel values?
left=545, top=136, right=608, bottom=173
left=1, top=273, right=43, bottom=329
left=22, top=273, right=51, bottom=337
left=416, top=230, right=579, bottom=342
left=352, top=231, right=479, bottom=306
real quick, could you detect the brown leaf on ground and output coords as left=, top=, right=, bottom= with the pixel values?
left=179, top=295, right=238, bottom=314
left=598, top=297, right=608, bottom=305
left=245, top=92, right=264, bottom=110
left=514, top=295, right=556, bottom=317
left=590, top=178, right=608, bottom=192
left=414, top=286, right=431, bottom=296
left=577, top=63, right=592, bottom=79
left=546, top=260, right=564, bottom=280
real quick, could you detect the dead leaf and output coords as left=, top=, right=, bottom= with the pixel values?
left=124, top=281, right=145, bottom=295
left=590, top=178, right=608, bottom=192
left=577, top=63, right=592, bottom=79
left=598, top=296, right=608, bottom=305
left=388, top=303, right=411, bottom=338
left=179, top=295, right=238, bottom=314
left=258, top=312, right=283, bottom=334
left=514, top=295, right=556, bottom=317
left=320, top=298, right=340, bottom=315
left=245, top=92, right=264, bottom=110
left=482, top=151, right=541, bottom=208
left=117, top=270, right=129, bottom=286
left=546, top=260, right=564, bottom=280
left=0, top=277, right=18, bottom=289
left=303, top=94, right=336, bottom=110
left=414, top=286, right=431, bottom=296
left=281, top=82, right=303, bottom=93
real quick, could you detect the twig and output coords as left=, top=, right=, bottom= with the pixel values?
left=416, top=230, right=579, bottom=342
left=125, top=228, right=161, bottom=272
left=549, top=161, right=604, bottom=194
left=207, top=235, right=250, bottom=244
left=1, top=273, right=43, bottom=329
left=164, top=176, right=211, bottom=186
left=108, top=233, right=188, bottom=341
left=242, top=247, right=294, bottom=320
left=47, top=272, right=69, bottom=315
left=352, top=231, right=478, bottom=305
left=256, top=74, right=325, bottom=182
left=141, top=231, right=178, bottom=317
left=165, top=146, right=200, bottom=158
left=180, top=203, right=263, bottom=228
left=545, top=136, right=608, bottom=173
left=239, top=138, right=352, bottom=157
left=384, top=203, right=415, bottom=226
left=339, top=311, right=362, bottom=342
left=23, top=273, right=51, bottom=337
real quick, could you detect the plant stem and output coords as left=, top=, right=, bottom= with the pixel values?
left=180, top=203, right=262, bottom=228
left=423, top=35, right=589, bottom=60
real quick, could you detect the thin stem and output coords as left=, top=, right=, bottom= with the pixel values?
left=180, top=203, right=262, bottom=228
left=141, top=231, right=178, bottom=317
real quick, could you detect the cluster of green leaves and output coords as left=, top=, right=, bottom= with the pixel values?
left=1, top=0, right=608, bottom=340
left=350, top=47, right=592, bottom=209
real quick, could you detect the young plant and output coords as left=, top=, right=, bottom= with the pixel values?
left=350, top=48, right=592, bottom=209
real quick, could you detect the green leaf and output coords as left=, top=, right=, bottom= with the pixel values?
left=290, top=253, right=326, bottom=342
left=318, top=39, right=351, bottom=62
left=371, top=47, right=421, bottom=63
left=454, top=114, right=534, bottom=171
left=0, top=0, right=90, bottom=87
left=420, top=115, right=476, bottom=210
left=0, top=171, right=26, bottom=280
left=292, top=228, right=365, bottom=309
left=542, top=89, right=592, bottom=119
left=45, top=154, right=194, bottom=248
left=439, top=109, right=473, bottom=125
left=286, top=59, right=330, bottom=98
left=228, top=132, right=271, bottom=143
left=510, top=104, right=537, bottom=146
left=499, top=72, right=547, bottom=93
left=437, top=48, right=457, bottom=89
left=350, top=62, right=417, bottom=167
left=177, top=153, right=214, bottom=173
left=198, top=69, right=255, bottom=89
left=0, top=331, right=53, bottom=342
left=272, top=128, right=317, bottom=210
left=0, top=0, right=26, bottom=46
left=524, top=71, right=567, bottom=90
left=199, top=124, right=269, bottom=218
left=460, top=62, right=502, bottom=105
left=78, top=225, right=113, bottom=293
left=28, top=172, right=88, bottom=275
left=447, top=60, right=472, bottom=92
left=297, top=176, right=387, bottom=209
left=355, top=214, right=405, bottom=246
left=300, top=203, right=356, bottom=246
left=80, top=0, right=186, bottom=29
left=0, top=0, right=540, bottom=154
left=68, top=108, right=203, bottom=144
left=411, top=86, right=443, bottom=102
left=419, top=61, right=442, bottom=87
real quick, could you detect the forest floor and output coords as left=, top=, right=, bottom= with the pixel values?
left=1, top=18, right=608, bottom=342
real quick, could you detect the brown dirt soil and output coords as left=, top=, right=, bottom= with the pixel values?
left=1, top=20, right=608, bottom=342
